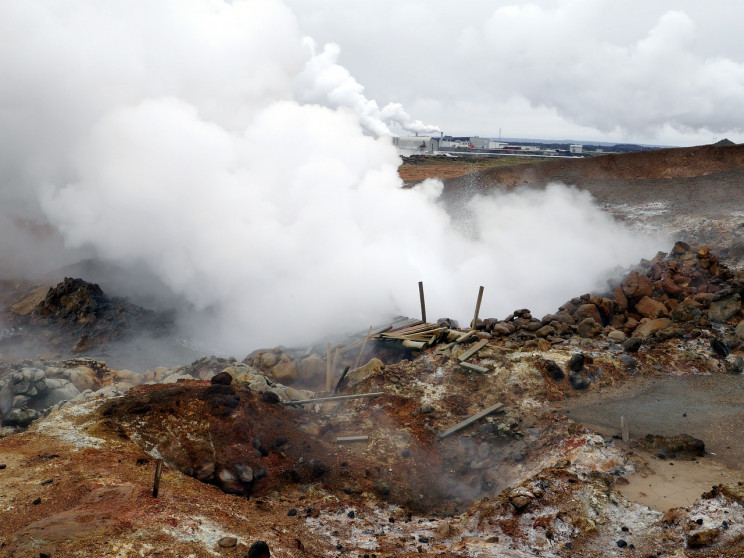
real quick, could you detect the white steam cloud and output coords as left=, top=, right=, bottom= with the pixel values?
left=286, top=0, right=744, bottom=144
left=1, top=0, right=662, bottom=354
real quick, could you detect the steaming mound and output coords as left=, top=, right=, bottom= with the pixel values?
left=1, top=277, right=172, bottom=356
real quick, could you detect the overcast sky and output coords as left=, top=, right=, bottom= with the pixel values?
left=285, top=0, right=744, bottom=146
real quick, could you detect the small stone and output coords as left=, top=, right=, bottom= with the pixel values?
left=287, top=508, right=297, bottom=516
left=32, top=497, right=41, bottom=505
left=510, top=495, right=532, bottom=511
left=418, top=536, right=429, bottom=543
left=623, top=337, right=643, bottom=353
left=217, top=536, right=238, bottom=548
left=419, top=402, right=434, bottom=414
left=0, top=464, right=6, bottom=469
left=347, top=510, right=355, bottom=518
left=616, top=539, right=627, bottom=548
left=40, top=479, right=53, bottom=485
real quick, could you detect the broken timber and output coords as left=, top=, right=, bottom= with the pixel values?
left=284, top=392, right=384, bottom=405
left=336, top=436, right=369, bottom=443
left=460, top=362, right=489, bottom=373
left=457, top=338, right=489, bottom=362
left=437, top=402, right=505, bottom=439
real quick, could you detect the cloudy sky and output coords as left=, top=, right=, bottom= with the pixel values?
left=285, top=0, right=744, bottom=146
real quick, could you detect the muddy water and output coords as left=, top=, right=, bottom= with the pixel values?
left=553, top=374, right=744, bottom=510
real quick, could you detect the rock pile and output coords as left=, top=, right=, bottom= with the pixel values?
left=474, top=242, right=744, bottom=354
left=2, top=277, right=172, bottom=353
left=0, top=358, right=138, bottom=433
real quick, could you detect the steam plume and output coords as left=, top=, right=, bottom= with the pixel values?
left=0, top=1, right=662, bottom=354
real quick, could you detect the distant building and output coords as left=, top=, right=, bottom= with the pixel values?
left=392, top=136, right=439, bottom=154
left=488, top=141, right=508, bottom=149
left=469, top=136, right=490, bottom=149
left=569, top=144, right=583, bottom=154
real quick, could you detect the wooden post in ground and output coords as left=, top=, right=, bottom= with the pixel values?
left=418, top=281, right=427, bottom=323
left=152, top=459, right=163, bottom=498
left=330, top=346, right=341, bottom=389
left=471, top=286, right=484, bottom=329
left=620, top=416, right=629, bottom=442
left=326, top=343, right=332, bottom=392
left=353, top=326, right=373, bottom=370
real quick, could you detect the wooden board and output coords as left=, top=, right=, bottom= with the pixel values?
left=336, top=436, right=369, bottom=443
left=457, top=339, right=489, bottom=362
left=460, top=362, right=489, bottom=374
left=283, top=392, right=384, bottom=405
left=437, top=402, right=504, bottom=439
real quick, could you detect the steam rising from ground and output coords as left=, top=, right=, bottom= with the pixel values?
left=1, top=1, right=663, bottom=353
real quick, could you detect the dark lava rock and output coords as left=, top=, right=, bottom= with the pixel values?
left=616, top=539, right=627, bottom=548
left=8, top=277, right=172, bottom=353
left=32, top=497, right=41, bottom=505
left=287, top=508, right=297, bottom=516
left=710, top=338, right=730, bottom=357
left=437, top=318, right=459, bottom=329
left=641, top=434, right=706, bottom=459
left=210, top=371, right=233, bottom=385
left=248, top=541, right=270, bottom=558
left=567, top=353, right=585, bottom=372
left=623, top=337, right=642, bottom=353
left=544, top=360, right=564, bottom=380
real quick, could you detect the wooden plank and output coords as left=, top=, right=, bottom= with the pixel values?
left=460, top=362, right=489, bottom=374
left=455, top=330, right=476, bottom=344
left=436, top=341, right=455, bottom=354
left=419, top=281, right=426, bottom=323
left=336, top=436, right=369, bottom=443
left=283, top=392, right=385, bottom=405
left=457, top=339, right=489, bottom=362
left=437, top=402, right=504, bottom=439
left=471, top=286, right=484, bottom=329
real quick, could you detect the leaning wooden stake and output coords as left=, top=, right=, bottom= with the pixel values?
left=471, top=285, right=484, bottom=329
left=418, top=281, right=427, bottom=323
left=353, top=326, right=373, bottom=370
left=621, top=416, right=629, bottom=443
left=326, top=343, right=332, bottom=392
left=152, top=459, right=163, bottom=498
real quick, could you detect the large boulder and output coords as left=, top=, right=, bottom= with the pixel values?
left=342, top=358, right=384, bottom=390
left=708, top=293, right=741, bottom=323
left=632, top=318, right=672, bottom=338
left=575, top=304, right=602, bottom=325
left=299, top=355, right=326, bottom=385
left=622, top=271, right=653, bottom=301
left=34, top=378, right=80, bottom=408
left=576, top=318, right=601, bottom=338
left=270, top=360, right=299, bottom=384
left=634, top=296, right=668, bottom=318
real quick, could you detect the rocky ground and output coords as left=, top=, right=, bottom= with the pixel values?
left=2, top=145, right=744, bottom=556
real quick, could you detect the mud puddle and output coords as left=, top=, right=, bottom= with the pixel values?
left=552, top=373, right=744, bottom=510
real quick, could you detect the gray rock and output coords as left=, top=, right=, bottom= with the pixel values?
left=5, top=407, right=39, bottom=427
left=235, top=463, right=254, bottom=483
left=36, top=380, right=80, bottom=409
left=709, top=294, right=741, bottom=323
left=623, top=337, right=642, bottom=353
